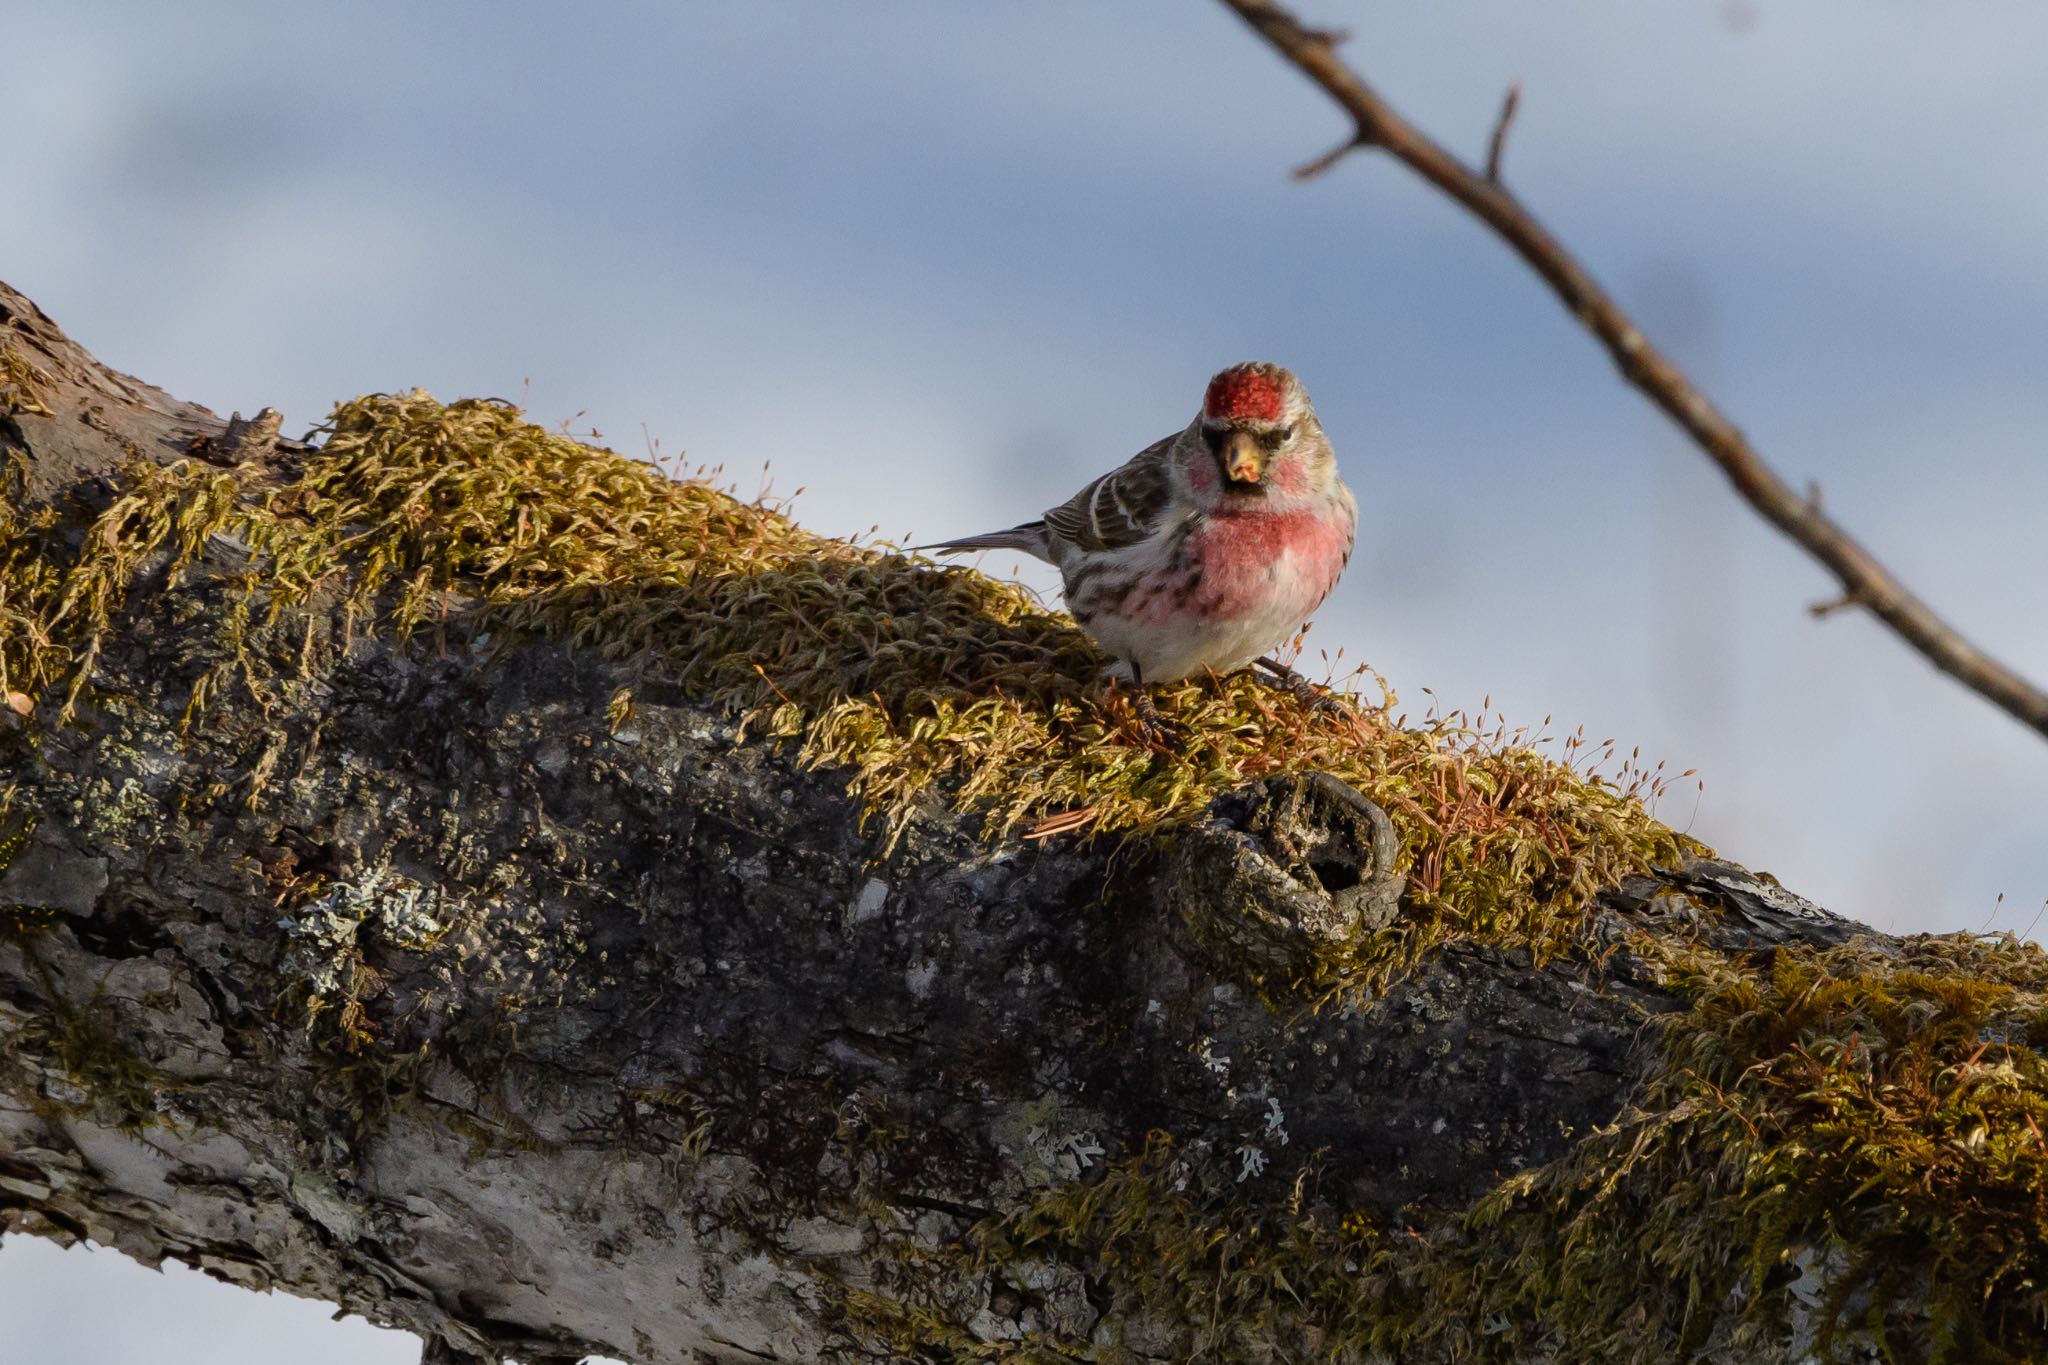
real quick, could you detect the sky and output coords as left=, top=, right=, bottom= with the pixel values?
left=2, top=2, right=2045, bottom=1360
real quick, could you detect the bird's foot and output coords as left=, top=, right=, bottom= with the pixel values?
left=1253, top=656, right=1347, bottom=718
left=1108, top=677, right=1179, bottom=748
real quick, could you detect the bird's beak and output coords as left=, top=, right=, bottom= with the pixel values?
left=1220, top=429, right=1264, bottom=486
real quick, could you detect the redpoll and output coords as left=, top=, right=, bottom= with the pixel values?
left=920, top=362, right=1356, bottom=689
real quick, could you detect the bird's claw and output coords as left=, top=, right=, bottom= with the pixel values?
left=1303, top=689, right=1349, bottom=719
left=1132, top=688, right=1180, bottom=748
left=1109, top=681, right=1179, bottom=748
left=1254, top=656, right=1348, bottom=718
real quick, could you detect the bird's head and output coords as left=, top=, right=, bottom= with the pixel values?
left=1193, top=361, right=1328, bottom=499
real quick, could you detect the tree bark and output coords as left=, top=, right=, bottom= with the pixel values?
left=0, top=282, right=1925, bottom=1363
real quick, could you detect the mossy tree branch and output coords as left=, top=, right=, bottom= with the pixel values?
left=3, top=282, right=2046, bottom=1363
left=1219, top=0, right=2048, bottom=745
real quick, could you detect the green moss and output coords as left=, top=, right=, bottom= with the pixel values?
left=6, top=389, right=2044, bottom=1354
left=840, top=933, right=2048, bottom=1362
left=0, top=814, right=61, bottom=942
left=0, top=499, right=66, bottom=708
left=0, top=813, right=29, bottom=877
left=624, top=1084, right=717, bottom=1164
left=3, top=390, right=1691, bottom=1001
left=46, top=999, right=160, bottom=1131
left=1430, top=932, right=2048, bottom=1363
left=840, top=1129, right=1390, bottom=1360
left=0, top=902, right=61, bottom=942
left=0, top=342, right=54, bottom=417
left=0, top=814, right=163, bottom=1127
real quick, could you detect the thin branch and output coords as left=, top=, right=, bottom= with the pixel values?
left=1218, top=0, right=2048, bottom=744
left=1292, top=134, right=1366, bottom=182
left=1808, top=593, right=1862, bottom=620
left=1485, top=81, right=1522, bottom=182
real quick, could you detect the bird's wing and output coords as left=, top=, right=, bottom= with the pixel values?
left=1041, top=433, right=1180, bottom=554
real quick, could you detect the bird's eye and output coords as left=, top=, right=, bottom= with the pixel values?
left=1276, top=425, right=1294, bottom=443
left=1202, top=425, right=1225, bottom=452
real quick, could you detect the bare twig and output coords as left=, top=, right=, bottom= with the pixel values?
left=1808, top=593, right=1861, bottom=620
left=1485, top=81, right=1522, bottom=182
left=1218, top=0, right=2048, bottom=743
left=1292, top=135, right=1365, bottom=181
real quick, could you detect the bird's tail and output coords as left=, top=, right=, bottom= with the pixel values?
left=910, top=521, right=1053, bottom=563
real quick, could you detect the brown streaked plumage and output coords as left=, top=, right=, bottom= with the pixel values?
left=918, top=362, right=1356, bottom=685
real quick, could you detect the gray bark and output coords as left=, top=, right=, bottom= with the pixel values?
left=0, top=281, right=1860, bottom=1363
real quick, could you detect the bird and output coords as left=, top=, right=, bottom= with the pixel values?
left=918, top=362, right=1356, bottom=719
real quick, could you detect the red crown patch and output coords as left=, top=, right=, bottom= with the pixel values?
left=1204, top=366, right=1285, bottom=423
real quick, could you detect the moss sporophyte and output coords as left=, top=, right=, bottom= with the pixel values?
left=5, top=391, right=2043, bottom=1358
left=2, top=391, right=1686, bottom=985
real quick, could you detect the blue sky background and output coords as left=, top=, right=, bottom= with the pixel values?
left=4, top=3, right=2046, bottom=1359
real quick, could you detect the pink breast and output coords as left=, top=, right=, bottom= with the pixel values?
left=1176, top=505, right=1351, bottom=622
